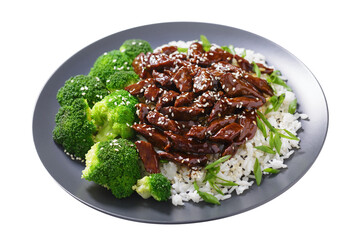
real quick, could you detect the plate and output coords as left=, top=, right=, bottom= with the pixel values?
left=33, top=22, right=328, bottom=223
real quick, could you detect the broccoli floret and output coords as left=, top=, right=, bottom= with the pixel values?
left=56, top=75, right=109, bottom=108
left=132, top=173, right=172, bottom=201
left=82, top=139, right=141, bottom=198
left=89, top=50, right=133, bottom=84
left=119, top=39, right=153, bottom=60
left=106, top=71, right=139, bottom=92
left=53, top=98, right=96, bottom=159
left=91, top=89, right=138, bottom=141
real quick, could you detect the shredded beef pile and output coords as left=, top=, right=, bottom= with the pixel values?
left=125, top=42, right=274, bottom=173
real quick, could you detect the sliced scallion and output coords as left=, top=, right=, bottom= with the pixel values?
left=194, top=181, right=220, bottom=205
left=177, top=47, right=188, bottom=53
left=274, top=132, right=282, bottom=155
left=205, top=155, right=231, bottom=170
left=221, top=45, right=235, bottom=54
left=267, top=71, right=292, bottom=91
left=255, top=145, right=276, bottom=154
left=288, top=98, right=297, bottom=114
left=254, top=158, right=262, bottom=186
left=256, top=110, right=277, bottom=133
left=200, top=35, right=211, bottom=52
left=241, top=49, right=246, bottom=58
left=256, top=116, right=267, bottom=138
left=263, top=168, right=280, bottom=174
left=252, top=61, right=261, bottom=78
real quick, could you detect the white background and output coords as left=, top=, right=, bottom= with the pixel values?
left=1, top=0, right=359, bottom=239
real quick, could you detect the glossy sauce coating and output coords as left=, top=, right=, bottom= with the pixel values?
left=135, top=140, right=160, bottom=173
left=129, top=41, right=274, bottom=170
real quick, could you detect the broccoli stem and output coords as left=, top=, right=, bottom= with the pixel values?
left=94, top=120, right=115, bottom=142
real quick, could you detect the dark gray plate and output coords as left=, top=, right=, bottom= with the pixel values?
left=33, top=22, right=328, bottom=224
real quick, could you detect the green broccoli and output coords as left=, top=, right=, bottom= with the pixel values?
left=119, top=39, right=153, bottom=60
left=56, top=75, right=109, bottom=108
left=82, top=139, right=141, bottom=198
left=132, top=173, right=172, bottom=201
left=106, top=71, right=139, bottom=92
left=52, top=98, right=96, bottom=160
left=91, top=89, right=138, bottom=141
left=89, top=50, right=133, bottom=84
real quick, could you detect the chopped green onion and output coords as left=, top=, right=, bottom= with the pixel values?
left=194, top=181, right=220, bottom=205
left=267, top=72, right=292, bottom=91
left=254, top=158, right=262, bottom=186
left=208, top=180, right=224, bottom=195
left=200, top=35, right=211, bottom=52
left=241, top=49, right=246, bottom=58
left=256, top=110, right=277, bottom=133
left=159, top=159, right=169, bottom=163
left=177, top=47, right=188, bottom=53
left=266, top=77, right=277, bottom=94
left=221, top=45, right=235, bottom=54
left=221, top=46, right=231, bottom=53
left=252, top=61, right=261, bottom=78
left=266, top=93, right=285, bottom=114
left=281, top=129, right=300, bottom=141
left=263, top=168, right=280, bottom=174
left=277, top=132, right=298, bottom=141
left=215, top=180, right=238, bottom=187
left=274, top=132, right=282, bottom=155
left=203, top=166, right=220, bottom=182
left=265, top=95, right=278, bottom=114
left=214, top=175, right=238, bottom=186
left=273, top=93, right=285, bottom=112
left=202, top=155, right=238, bottom=196
left=269, top=131, right=275, bottom=149
left=269, top=95, right=278, bottom=105
left=256, top=116, right=267, bottom=138
left=288, top=98, right=297, bottom=114
left=205, top=155, right=231, bottom=170
left=255, top=145, right=276, bottom=154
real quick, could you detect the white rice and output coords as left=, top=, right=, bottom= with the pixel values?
left=154, top=41, right=308, bottom=206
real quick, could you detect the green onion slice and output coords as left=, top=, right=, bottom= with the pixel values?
left=288, top=98, right=297, bottom=114
left=193, top=181, right=220, bottom=205
left=200, top=35, right=211, bottom=52
left=254, top=158, right=262, bottom=186
left=263, top=168, right=280, bottom=174
left=177, top=47, right=188, bottom=53
left=255, top=145, right=276, bottom=154
left=256, top=116, right=267, bottom=138
left=205, top=155, right=231, bottom=170
left=252, top=61, right=261, bottom=77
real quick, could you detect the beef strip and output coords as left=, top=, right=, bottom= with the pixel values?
left=158, top=151, right=208, bottom=168
left=146, top=111, right=181, bottom=133
left=185, top=125, right=207, bottom=140
left=135, top=141, right=160, bottom=173
left=164, top=131, right=223, bottom=154
left=132, top=123, right=170, bottom=150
